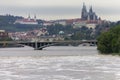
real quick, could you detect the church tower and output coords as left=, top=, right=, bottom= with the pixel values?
left=81, top=3, right=88, bottom=20
left=89, top=6, right=93, bottom=13
left=88, top=6, right=98, bottom=20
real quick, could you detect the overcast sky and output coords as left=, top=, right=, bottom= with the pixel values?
left=0, top=0, right=120, bottom=21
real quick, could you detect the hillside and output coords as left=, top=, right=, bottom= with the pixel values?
left=0, top=15, right=42, bottom=32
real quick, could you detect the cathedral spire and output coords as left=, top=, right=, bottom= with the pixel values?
left=89, top=6, right=93, bottom=13
left=82, top=2, right=87, bottom=12
left=83, top=2, right=85, bottom=7
left=81, top=2, right=88, bottom=20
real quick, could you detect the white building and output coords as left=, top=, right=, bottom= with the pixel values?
left=43, top=21, right=53, bottom=26
left=73, top=20, right=98, bottom=29
left=14, top=15, right=38, bottom=25
left=54, top=20, right=67, bottom=26
left=86, top=23, right=97, bottom=29
left=73, top=21, right=86, bottom=28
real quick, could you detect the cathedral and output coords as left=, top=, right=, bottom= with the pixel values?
left=81, top=3, right=98, bottom=21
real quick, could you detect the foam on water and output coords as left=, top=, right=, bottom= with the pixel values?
left=0, top=46, right=120, bottom=80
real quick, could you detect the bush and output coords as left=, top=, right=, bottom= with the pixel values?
left=97, top=25, right=120, bottom=54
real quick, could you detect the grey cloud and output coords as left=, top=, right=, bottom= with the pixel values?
left=0, top=6, right=120, bottom=21
left=0, top=6, right=82, bottom=15
left=94, top=6, right=120, bottom=15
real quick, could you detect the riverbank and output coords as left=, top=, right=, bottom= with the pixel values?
left=98, top=51, right=120, bottom=57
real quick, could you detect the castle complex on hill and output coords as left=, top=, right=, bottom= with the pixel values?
left=14, top=3, right=101, bottom=29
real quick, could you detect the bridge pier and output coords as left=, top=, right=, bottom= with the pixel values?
left=34, top=41, right=44, bottom=50
left=34, top=48, right=43, bottom=50
left=89, top=42, right=97, bottom=46
left=35, top=41, right=38, bottom=50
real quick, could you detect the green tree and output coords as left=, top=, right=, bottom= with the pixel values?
left=97, top=25, right=120, bottom=54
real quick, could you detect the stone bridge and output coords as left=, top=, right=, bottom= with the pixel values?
left=0, top=40, right=97, bottom=50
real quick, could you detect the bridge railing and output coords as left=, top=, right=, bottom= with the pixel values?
left=0, top=40, right=97, bottom=43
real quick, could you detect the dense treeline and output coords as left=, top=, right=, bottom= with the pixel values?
left=0, top=15, right=42, bottom=32
left=47, top=24, right=95, bottom=40
left=0, top=37, right=12, bottom=41
left=97, top=24, right=120, bottom=54
left=0, top=14, right=23, bottom=25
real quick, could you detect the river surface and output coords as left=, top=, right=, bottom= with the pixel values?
left=0, top=46, right=120, bottom=80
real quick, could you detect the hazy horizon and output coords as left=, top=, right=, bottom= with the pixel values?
left=0, top=0, right=120, bottom=21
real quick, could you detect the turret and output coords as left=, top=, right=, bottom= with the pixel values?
left=34, top=14, right=36, bottom=21
left=28, top=14, right=31, bottom=20
left=93, top=14, right=96, bottom=20
left=87, top=15, right=90, bottom=21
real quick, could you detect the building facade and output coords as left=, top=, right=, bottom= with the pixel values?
left=0, top=30, right=9, bottom=40
left=14, top=15, right=38, bottom=25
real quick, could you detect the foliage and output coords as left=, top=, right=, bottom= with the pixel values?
left=0, top=15, right=42, bottom=32
left=97, top=25, right=120, bottom=54
left=0, top=14, right=23, bottom=25
left=47, top=25, right=95, bottom=40
left=0, top=37, right=12, bottom=41
left=70, top=26, right=94, bottom=40
left=47, top=24, right=74, bottom=35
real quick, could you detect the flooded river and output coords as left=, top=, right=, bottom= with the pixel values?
left=0, top=46, right=120, bottom=80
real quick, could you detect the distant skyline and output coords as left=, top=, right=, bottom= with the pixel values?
left=0, top=0, right=120, bottom=21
